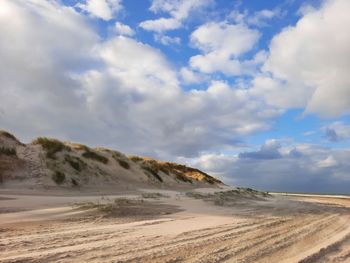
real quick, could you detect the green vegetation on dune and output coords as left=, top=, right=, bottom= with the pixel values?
left=143, top=166, right=163, bottom=182
left=52, top=171, right=65, bottom=184
left=0, top=130, right=19, bottom=141
left=118, top=159, right=130, bottom=169
left=0, top=147, right=16, bottom=157
left=33, top=137, right=70, bottom=159
left=82, top=149, right=108, bottom=164
left=64, top=154, right=87, bottom=172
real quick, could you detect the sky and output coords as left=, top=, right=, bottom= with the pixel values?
left=0, top=0, right=350, bottom=193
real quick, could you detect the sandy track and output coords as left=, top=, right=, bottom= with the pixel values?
left=0, top=192, right=350, bottom=263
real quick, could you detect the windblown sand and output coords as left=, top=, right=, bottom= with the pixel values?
left=0, top=189, right=350, bottom=263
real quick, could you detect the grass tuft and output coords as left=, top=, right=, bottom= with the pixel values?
left=128, top=155, right=143, bottom=162
left=82, top=150, right=108, bottom=164
left=70, top=143, right=90, bottom=152
left=52, top=171, right=65, bottom=184
left=0, top=131, right=18, bottom=141
left=118, top=159, right=130, bottom=169
left=176, top=173, right=192, bottom=183
left=65, top=154, right=86, bottom=172
left=143, top=166, right=163, bottom=182
left=0, top=147, right=16, bottom=157
left=141, top=192, right=168, bottom=199
left=71, top=178, right=79, bottom=187
left=33, top=137, right=70, bottom=159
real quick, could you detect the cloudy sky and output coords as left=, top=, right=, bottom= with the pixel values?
left=1, top=0, right=350, bottom=193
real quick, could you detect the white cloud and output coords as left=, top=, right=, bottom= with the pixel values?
left=229, top=8, right=282, bottom=27
left=179, top=67, right=205, bottom=84
left=139, top=18, right=181, bottom=32
left=139, top=0, right=213, bottom=32
left=76, top=0, right=122, bottom=20
left=325, top=122, right=350, bottom=142
left=189, top=22, right=261, bottom=76
left=254, top=0, right=350, bottom=117
left=114, top=22, right=134, bottom=36
left=0, top=0, right=280, bottom=160
left=317, top=155, right=338, bottom=168
left=154, top=34, right=181, bottom=46
left=0, top=0, right=98, bottom=139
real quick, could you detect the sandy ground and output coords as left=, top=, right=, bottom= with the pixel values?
left=0, top=189, right=350, bottom=263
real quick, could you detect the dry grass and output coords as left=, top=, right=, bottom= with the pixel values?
left=142, top=166, right=163, bottom=182
left=128, top=156, right=222, bottom=185
left=0, top=147, right=16, bottom=157
left=52, top=171, right=66, bottom=184
left=0, top=130, right=19, bottom=142
left=82, top=150, right=108, bottom=164
left=186, top=188, right=271, bottom=206
left=33, top=137, right=70, bottom=159
left=118, top=159, right=130, bottom=169
left=74, top=198, right=179, bottom=218
left=128, top=155, right=143, bottom=162
left=141, top=192, right=169, bottom=199
left=64, top=154, right=87, bottom=172
left=69, top=143, right=90, bottom=152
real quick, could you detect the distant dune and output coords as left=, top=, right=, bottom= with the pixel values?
left=0, top=130, right=223, bottom=191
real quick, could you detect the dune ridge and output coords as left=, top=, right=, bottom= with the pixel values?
left=0, top=130, right=223, bottom=190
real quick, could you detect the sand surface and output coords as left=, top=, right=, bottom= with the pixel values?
left=1, top=189, right=350, bottom=263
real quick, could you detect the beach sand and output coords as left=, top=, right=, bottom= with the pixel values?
left=0, top=188, right=350, bottom=263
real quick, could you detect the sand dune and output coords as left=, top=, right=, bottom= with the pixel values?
left=0, top=130, right=222, bottom=191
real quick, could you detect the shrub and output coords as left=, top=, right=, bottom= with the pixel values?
left=0, top=147, right=16, bottom=157
left=118, top=159, right=130, bottom=169
left=52, top=171, right=65, bottom=184
left=82, top=150, right=108, bottom=164
left=65, top=154, right=86, bottom=172
left=33, top=137, right=69, bottom=159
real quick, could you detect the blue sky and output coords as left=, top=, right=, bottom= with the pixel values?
left=1, top=0, right=350, bottom=193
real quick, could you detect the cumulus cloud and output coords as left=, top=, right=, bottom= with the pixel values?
left=253, top=0, right=350, bottom=117
left=179, top=67, right=206, bottom=84
left=139, top=0, right=213, bottom=32
left=0, top=0, right=98, bottom=139
left=189, top=22, right=261, bottom=76
left=139, top=18, right=181, bottom=32
left=239, top=139, right=282, bottom=159
left=229, top=8, right=282, bottom=27
left=114, top=22, right=134, bottom=36
left=76, top=0, right=123, bottom=20
left=0, top=0, right=280, bottom=160
left=324, top=122, right=350, bottom=142
left=154, top=34, right=181, bottom=46
left=189, top=143, right=350, bottom=193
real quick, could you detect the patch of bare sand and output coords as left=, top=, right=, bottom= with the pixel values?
left=0, top=190, right=350, bottom=262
